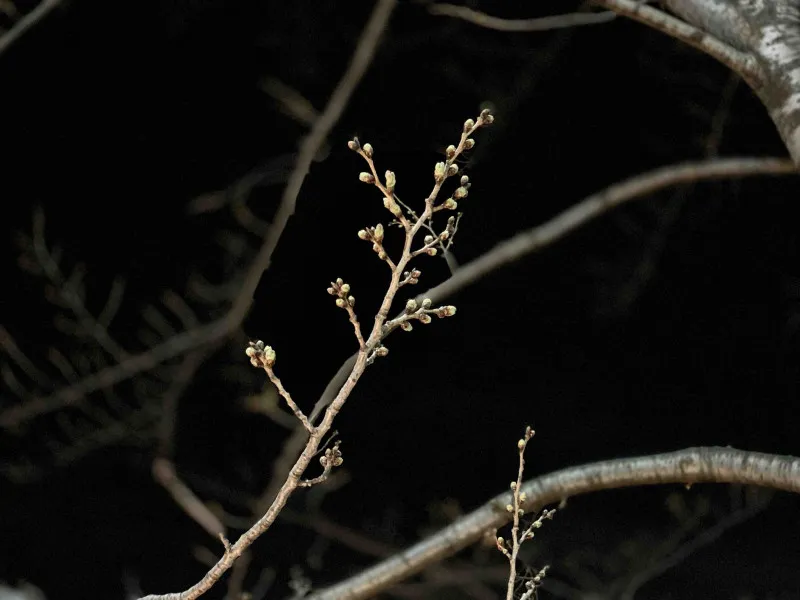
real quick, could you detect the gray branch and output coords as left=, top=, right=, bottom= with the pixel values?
left=599, top=0, right=800, bottom=165
left=309, top=447, right=800, bottom=600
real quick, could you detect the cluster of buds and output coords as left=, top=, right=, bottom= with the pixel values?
left=245, top=340, right=276, bottom=368
left=350, top=140, right=404, bottom=220
left=357, top=223, right=389, bottom=261
left=397, top=298, right=456, bottom=332
left=419, top=215, right=458, bottom=256
left=347, top=137, right=373, bottom=158
left=471, top=108, right=495, bottom=130
left=433, top=161, right=460, bottom=184
left=383, top=195, right=403, bottom=218
left=520, top=566, right=550, bottom=600
left=366, top=344, right=390, bottom=364
left=519, top=425, right=535, bottom=450
left=327, top=278, right=355, bottom=309
left=400, top=268, right=422, bottom=286
left=439, top=175, right=470, bottom=212
left=320, top=442, right=344, bottom=469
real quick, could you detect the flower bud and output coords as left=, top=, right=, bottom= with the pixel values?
left=434, top=162, right=446, bottom=182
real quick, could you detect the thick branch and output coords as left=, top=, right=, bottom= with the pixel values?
left=596, top=0, right=800, bottom=165
left=593, top=0, right=762, bottom=83
left=309, top=447, right=800, bottom=600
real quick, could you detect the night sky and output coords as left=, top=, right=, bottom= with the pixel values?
left=1, top=1, right=800, bottom=599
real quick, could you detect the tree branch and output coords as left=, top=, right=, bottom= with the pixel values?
left=0, top=0, right=397, bottom=430
left=290, top=157, right=796, bottom=468
left=309, top=447, right=800, bottom=600
left=595, top=0, right=800, bottom=165
left=428, top=4, right=617, bottom=32
left=422, top=156, right=796, bottom=305
left=0, top=0, right=60, bottom=58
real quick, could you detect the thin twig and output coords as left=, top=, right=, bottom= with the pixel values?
left=429, top=3, right=616, bottom=32
left=152, top=457, right=226, bottom=539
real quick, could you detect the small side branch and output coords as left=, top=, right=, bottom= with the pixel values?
left=298, top=441, right=344, bottom=488
left=246, top=341, right=312, bottom=433
left=152, top=458, right=226, bottom=539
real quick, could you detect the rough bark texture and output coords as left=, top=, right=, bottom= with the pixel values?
left=664, top=0, right=800, bottom=164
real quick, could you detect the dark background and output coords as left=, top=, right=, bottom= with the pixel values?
left=1, top=0, right=800, bottom=598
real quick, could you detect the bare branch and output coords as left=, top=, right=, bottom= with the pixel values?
left=593, top=0, right=762, bottom=84
left=304, top=157, right=796, bottom=430
left=0, top=0, right=60, bottom=58
left=153, top=457, right=226, bottom=539
left=0, top=0, right=399, bottom=432
left=136, top=1, right=399, bottom=597
left=429, top=3, right=616, bottom=32
left=308, top=447, right=800, bottom=600
left=596, top=1, right=800, bottom=164
left=422, top=157, right=796, bottom=305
